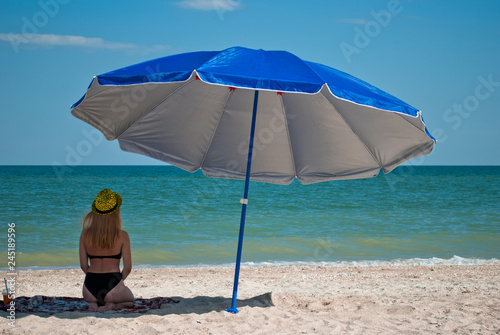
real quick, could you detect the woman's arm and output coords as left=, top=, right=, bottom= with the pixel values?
left=121, top=231, right=132, bottom=280
left=79, top=233, right=89, bottom=274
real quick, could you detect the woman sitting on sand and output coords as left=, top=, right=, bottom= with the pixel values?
left=79, top=188, right=134, bottom=311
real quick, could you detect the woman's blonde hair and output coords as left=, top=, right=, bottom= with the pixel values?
left=82, top=210, right=122, bottom=249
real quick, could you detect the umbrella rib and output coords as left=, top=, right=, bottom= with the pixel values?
left=381, top=111, right=434, bottom=168
left=279, top=93, right=298, bottom=180
left=319, top=91, right=382, bottom=168
left=116, top=78, right=196, bottom=140
left=394, top=110, right=429, bottom=134
left=197, top=86, right=233, bottom=170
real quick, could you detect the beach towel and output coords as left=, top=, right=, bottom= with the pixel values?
left=0, top=296, right=179, bottom=314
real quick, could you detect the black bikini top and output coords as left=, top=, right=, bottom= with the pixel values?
left=87, top=252, right=122, bottom=260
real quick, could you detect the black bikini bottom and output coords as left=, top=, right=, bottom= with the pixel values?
left=84, top=272, right=122, bottom=306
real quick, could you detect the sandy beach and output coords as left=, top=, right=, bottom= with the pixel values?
left=1, top=264, right=499, bottom=334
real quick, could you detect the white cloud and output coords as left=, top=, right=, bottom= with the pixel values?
left=174, top=0, right=243, bottom=11
left=0, top=33, right=170, bottom=53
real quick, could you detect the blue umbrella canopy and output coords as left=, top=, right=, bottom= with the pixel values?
left=71, top=46, right=435, bottom=312
left=72, top=47, right=434, bottom=185
left=89, top=47, right=419, bottom=114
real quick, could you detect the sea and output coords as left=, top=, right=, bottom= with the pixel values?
left=0, top=165, right=499, bottom=270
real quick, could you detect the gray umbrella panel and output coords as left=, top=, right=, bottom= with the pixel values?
left=72, top=74, right=434, bottom=185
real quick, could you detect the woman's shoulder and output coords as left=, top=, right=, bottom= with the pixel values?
left=119, top=230, right=130, bottom=241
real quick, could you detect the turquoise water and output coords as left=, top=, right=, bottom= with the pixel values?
left=0, top=165, right=499, bottom=269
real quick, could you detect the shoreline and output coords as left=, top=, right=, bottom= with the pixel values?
left=2, top=264, right=499, bottom=334
left=5, top=255, right=500, bottom=272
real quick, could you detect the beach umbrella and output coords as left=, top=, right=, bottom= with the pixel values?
left=70, top=46, right=435, bottom=313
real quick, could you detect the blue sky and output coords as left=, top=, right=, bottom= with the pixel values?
left=1, top=0, right=499, bottom=166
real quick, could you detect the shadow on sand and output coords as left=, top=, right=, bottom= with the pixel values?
left=3, top=293, right=274, bottom=319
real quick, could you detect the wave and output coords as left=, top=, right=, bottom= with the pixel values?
left=6, top=255, right=499, bottom=271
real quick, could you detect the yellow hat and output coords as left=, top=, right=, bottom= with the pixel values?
left=91, top=189, right=122, bottom=215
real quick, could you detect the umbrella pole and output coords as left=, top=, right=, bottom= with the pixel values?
left=226, top=90, right=259, bottom=314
